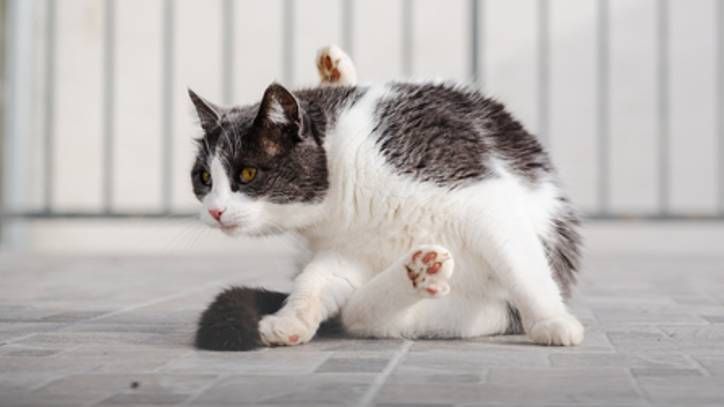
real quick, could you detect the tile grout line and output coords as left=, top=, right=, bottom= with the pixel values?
left=179, top=372, right=230, bottom=407
left=356, top=340, right=413, bottom=407
left=681, top=353, right=712, bottom=377
left=76, top=280, right=226, bottom=325
left=177, top=346, right=332, bottom=406
left=180, top=346, right=307, bottom=406
left=151, top=348, right=197, bottom=374
left=2, top=281, right=227, bottom=398
left=1, top=280, right=226, bottom=346
left=29, top=348, right=100, bottom=392
left=624, top=367, right=654, bottom=407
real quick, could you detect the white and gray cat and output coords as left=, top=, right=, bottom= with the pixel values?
left=191, top=46, right=583, bottom=350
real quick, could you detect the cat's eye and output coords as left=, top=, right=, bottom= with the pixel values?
left=200, top=170, right=211, bottom=186
left=240, top=167, right=257, bottom=184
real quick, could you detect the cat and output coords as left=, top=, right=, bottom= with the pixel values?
left=191, top=45, right=583, bottom=351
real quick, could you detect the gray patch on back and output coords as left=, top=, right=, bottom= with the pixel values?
left=373, top=83, right=493, bottom=188
left=373, top=82, right=553, bottom=187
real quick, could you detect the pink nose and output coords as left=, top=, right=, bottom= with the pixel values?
left=208, top=208, right=224, bottom=221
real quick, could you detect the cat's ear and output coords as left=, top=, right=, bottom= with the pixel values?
left=188, top=89, right=223, bottom=132
left=254, top=83, right=302, bottom=134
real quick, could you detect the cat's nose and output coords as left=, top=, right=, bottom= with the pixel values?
left=208, top=208, right=225, bottom=222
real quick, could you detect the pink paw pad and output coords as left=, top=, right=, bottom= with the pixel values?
left=317, top=47, right=350, bottom=84
left=422, top=252, right=437, bottom=264
left=404, top=246, right=454, bottom=298
left=428, top=262, right=442, bottom=274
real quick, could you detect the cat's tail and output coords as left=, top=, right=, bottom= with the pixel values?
left=194, top=286, right=287, bottom=351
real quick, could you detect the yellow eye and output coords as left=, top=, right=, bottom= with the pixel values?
left=240, top=167, right=257, bottom=183
left=200, top=170, right=211, bottom=186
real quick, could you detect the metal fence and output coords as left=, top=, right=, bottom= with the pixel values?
left=2, top=0, right=724, bottom=226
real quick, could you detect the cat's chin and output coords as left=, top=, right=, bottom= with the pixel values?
left=214, top=224, right=283, bottom=238
left=219, top=225, right=242, bottom=237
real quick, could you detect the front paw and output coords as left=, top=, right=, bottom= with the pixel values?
left=527, top=314, right=584, bottom=346
left=259, top=313, right=316, bottom=347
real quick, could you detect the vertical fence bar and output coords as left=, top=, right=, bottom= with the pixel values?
left=657, top=0, right=670, bottom=215
left=2, top=0, right=33, bottom=246
left=0, top=0, right=6, bottom=242
left=341, top=0, right=354, bottom=58
left=282, top=0, right=294, bottom=85
left=161, top=0, right=175, bottom=213
left=479, top=0, right=487, bottom=88
left=596, top=0, right=610, bottom=214
left=43, top=0, right=56, bottom=212
left=718, top=0, right=724, bottom=215
left=538, top=0, right=550, bottom=145
left=470, top=0, right=480, bottom=85
left=401, top=0, right=413, bottom=77
left=221, top=0, right=234, bottom=105
left=102, top=0, right=115, bottom=213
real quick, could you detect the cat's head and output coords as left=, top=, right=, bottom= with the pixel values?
left=189, top=83, right=328, bottom=236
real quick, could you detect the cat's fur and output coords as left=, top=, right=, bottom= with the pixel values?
left=193, top=46, right=583, bottom=350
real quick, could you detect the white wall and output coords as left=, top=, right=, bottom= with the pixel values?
left=3, top=0, right=723, bottom=251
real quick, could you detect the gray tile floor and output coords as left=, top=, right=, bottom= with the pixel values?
left=1, top=252, right=723, bottom=406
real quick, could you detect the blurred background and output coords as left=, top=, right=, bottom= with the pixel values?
left=1, top=0, right=723, bottom=255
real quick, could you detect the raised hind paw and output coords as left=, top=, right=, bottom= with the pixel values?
left=404, top=245, right=454, bottom=298
left=528, top=314, right=584, bottom=346
left=316, top=45, right=358, bottom=86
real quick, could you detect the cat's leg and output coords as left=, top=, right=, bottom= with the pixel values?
left=316, top=45, right=358, bottom=86
left=258, top=251, right=366, bottom=347
left=466, top=190, right=584, bottom=346
left=341, top=245, right=456, bottom=336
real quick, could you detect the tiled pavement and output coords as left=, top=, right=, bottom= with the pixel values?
left=1, top=253, right=723, bottom=406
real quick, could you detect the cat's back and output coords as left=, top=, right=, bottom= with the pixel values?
left=297, top=81, right=554, bottom=190
left=327, top=81, right=552, bottom=188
